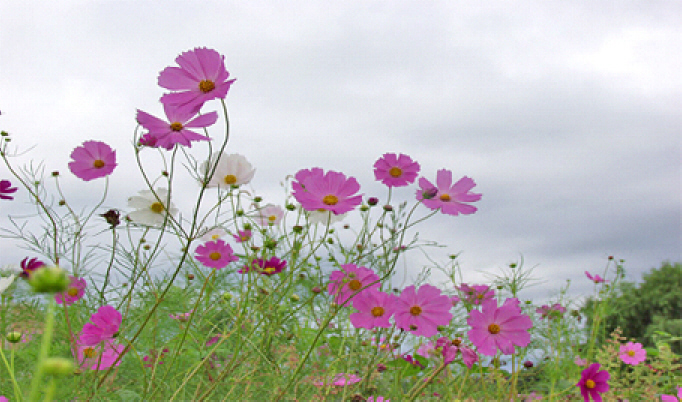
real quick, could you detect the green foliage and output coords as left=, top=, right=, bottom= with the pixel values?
left=583, top=261, right=682, bottom=354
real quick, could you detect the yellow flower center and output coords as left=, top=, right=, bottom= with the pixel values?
left=488, top=323, right=501, bottom=334
left=388, top=167, right=403, bottom=178
left=83, top=347, right=98, bottom=358
left=477, top=294, right=484, bottom=299
left=268, top=215, right=277, bottom=222
left=67, top=287, right=79, bottom=297
left=322, top=195, right=339, bottom=206
left=93, top=159, right=105, bottom=169
left=264, top=266, right=276, bottom=274
left=348, top=279, right=362, bottom=291
left=585, top=379, right=596, bottom=389
left=170, top=122, right=183, bottom=131
left=371, top=306, right=385, bottom=317
left=211, top=234, right=221, bottom=240
left=627, top=350, right=636, bottom=357
left=439, top=193, right=451, bottom=202
left=410, top=306, right=422, bottom=316
left=223, top=174, right=237, bottom=185
left=452, top=338, right=462, bottom=346
left=209, top=252, right=221, bottom=261
left=150, top=202, right=165, bottom=214
left=199, top=80, right=216, bottom=93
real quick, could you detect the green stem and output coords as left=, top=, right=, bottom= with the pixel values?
left=28, top=299, right=56, bottom=402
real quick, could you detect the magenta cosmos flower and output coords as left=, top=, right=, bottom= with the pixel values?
left=68, top=141, right=117, bottom=181
left=576, top=363, right=610, bottom=402
left=619, top=341, right=646, bottom=365
left=585, top=271, right=608, bottom=284
left=239, top=257, right=287, bottom=276
left=195, top=239, right=239, bottom=269
left=416, top=169, right=482, bottom=216
left=457, top=283, right=495, bottom=305
left=80, top=305, right=122, bottom=346
left=292, top=168, right=363, bottom=215
left=394, top=284, right=453, bottom=338
left=467, top=298, right=533, bottom=356
left=19, top=257, right=46, bottom=279
left=350, top=289, right=397, bottom=329
left=373, top=153, right=420, bottom=187
left=75, top=338, right=125, bottom=371
left=327, top=264, right=380, bottom=305
left=136, top=103, right=217, bottom=150
left=158, top=47, right=236, bottom=113
left=55, top=276, right=86, bottom=305
left=536, top=303, right=567, bottom=320
left=0, top=180, right=17, bottom=200
left=367, top=397, right=389, bottom=402
left=661, top=386, right=682, bottom=402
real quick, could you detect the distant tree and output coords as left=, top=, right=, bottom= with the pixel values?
left=582, top=261, right=682, bottom=354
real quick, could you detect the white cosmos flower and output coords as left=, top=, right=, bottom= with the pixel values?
left=201, top=153, right=255, bottom=189
left=0, top=274, right=16, bottom=294
left=127, top=188, right=179, bottom=226
left=255, top=204, right=285, bottom=226
left=201, top=227, right=227, bottom=241
left=307, top=210, right=347, bottom=225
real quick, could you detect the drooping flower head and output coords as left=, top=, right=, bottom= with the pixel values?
left=136, top=104, right=216, bottom=150
left=19, top=257, right=46, bottom=279
left=239, top=257, right=287, bottom=276
left=292, top=168, right=363, bottom=215
left=416, top=169, right=481, bottom=216
left=75, top=338, right=125, bottom=371
left=457, top=283, right=495, bottom=305
left=576, top=363, right=610, bottom=402
left=68, top=141, right=117, bottom=181
left=373, top=153, right=420, bottom=187
left=158, top=47, right=236, bottom=113
left=394, top=284, right=453, bottom=338
left=201, top=152, right=256, bottom=188
left=195, top=239, right=239, bottom=269
left=127, top=188, right=179, bottom=227
left=619, top=341, right=646, bottom=365
left=327, top=264, right=380, bottom=305
left=350, top=289, right=397, bottom=329
left=0, top=180, right=18, bottom=200
left=256, top=204, right=285, bottom=226
left=467, top=298, right=533, bottom=356
left=536, top=303, right=567, bottom=320
left=80, top=305, right=122, bottom=346
left=55, top=276, right=86, bottom=305
left=585, top=271, right=608, bottom=284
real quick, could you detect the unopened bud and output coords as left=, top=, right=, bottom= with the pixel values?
left=290, top=294, right=300, bottom=302
left=29, top=265, right=69, bottom=293
left=6, top=331, right=22, bottom=343
left=42, top=357, right=75, bottom=376
left=367, top=197, right=379, bottom=206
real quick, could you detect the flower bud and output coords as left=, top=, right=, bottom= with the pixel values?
left=253, top=196, right=263, bottom=203
left=236, top=210, right=244, bottom=217
left=42, top=357, right=75, bottom=376
left=222, top=293, right=233, bottom=302
left=360, top=205, right=369, bottom=212
left=421, top=187, right=438, bottom=199
left=285, top=204, right=296, bottom=211
left=28, top=265, right=69, bottom=293
left=383, top=205, right=393, bottom=212
left=367, top=197, right=379, bottom=206
left=523, top=360, right=534, bottom=368
left=311, top=286, right=322, bottom=294
left=51, top=171, right=59, bottom=177
left=6, top=331, right=22, bottom=343
left=293, top=225, right=303, bottom=234
left=290, top=294, right=300, bottom=302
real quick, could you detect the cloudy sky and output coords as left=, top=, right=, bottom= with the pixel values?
left=1, top=1, right=680, bottom=302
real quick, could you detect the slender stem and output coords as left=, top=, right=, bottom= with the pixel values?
left=28, top=299, right=56, bottom=402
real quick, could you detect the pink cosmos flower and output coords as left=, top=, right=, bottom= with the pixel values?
left=394, top=284, right=453, bottom=338
left=367, top=397, right=389, bottom=402
left=576, top=363, right=610, bottom=402
left=457, top=283, right=495, bottom=305
left=371, top=336, right=394, bottom=353
left=574, top=356, right=588, bottom=366
left=327, top=264, right=380, bottom=305
left=239, top=257, right=287, bottom=276
left=401, top=354, right=426, bottom=369
left=373, top=153, right=420, bottom=187
left=143, top=348, right=169, bottom=368
left=314, top=373, right=361, bottom=387
left=585, top=271, right=608, bottom=284
left=55, top=276, right=86, bottom=305
left=68, top=141, right=117, bottom=181
left=619, top=341, right=646, bottom=365
left=417, top=340, right=439, bottom=359
left=0, top=180, right=18, bottom=200
left=75, top=338, right=125, bottom=371
left=80, top=305, right=122, bottom=346
left=467, top=298, right=533, bottom=356
left=350, top=290, right=397, bottom=329
left=195, top=239, right=239, bottom=269
left=19, top=257, right=46, bottom=279
left=232, top=229, right=252, bottom=243
left=536, top=303, right=567, bottom=320
left=170, top=310, right=194, bottom=322
left=158, top=47, right=236, bottom=113
left=416, top=169, right=482, bottom=216
left=0, top=395, right=7, bottom=402
left=256, top=204, right=285, bottom=226
left=661, top=386, right=682, bottom=402
left=136, top=103, right=217, bottom=150
left=292, top=168, right=363, bottom=215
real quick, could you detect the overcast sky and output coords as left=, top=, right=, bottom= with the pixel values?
left=1, top=1, right=680, bottom=303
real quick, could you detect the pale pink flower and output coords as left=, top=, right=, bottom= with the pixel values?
left=619, top=341, right=646, bottom=365
left=136, top=104, right=216, bottom=150
left=457, top=283, right=495, bottom=305
left=416, top=169, right=481, bottom=216
left=256, top=204, right=285, bottom=226
left=55, top=276, right=86, bottom=305
left=314, top=373, right=361, bottom=387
